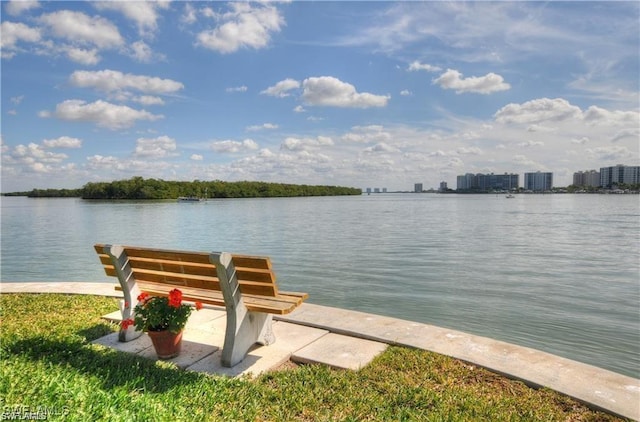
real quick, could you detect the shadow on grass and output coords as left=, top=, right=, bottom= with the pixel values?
left=5, top=326, right=207, bottom=393
left=77, top=322, right=116, bottom=341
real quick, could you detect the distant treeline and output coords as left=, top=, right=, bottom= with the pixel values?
left=4, top=177, right=362, bottom=199
left=3, top=188, right=82, bottom=197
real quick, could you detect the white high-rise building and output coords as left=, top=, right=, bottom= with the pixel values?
left=600, top=165, right=640, bottom=188
left=524, top=172, right=553, bottom=191
left=573, top=170, right=600, bottom=187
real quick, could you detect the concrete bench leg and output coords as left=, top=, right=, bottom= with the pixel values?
left=118, top=298, right=143, bottom=342
left=222, top=308, right=275, bottom=367
left=212, top=251, right=277, bottom=367
left=103, top=244, right=143, bottom=342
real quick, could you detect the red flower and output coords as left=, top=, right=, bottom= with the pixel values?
left=124, top=301, right=130, bottom=309
left=137, top=292, right=150, bottom=302
left=168, top=289, right=183, bottom=308
left=121, top=318, right=134, bottom=329
left=195, top=302, right=203, bottom=311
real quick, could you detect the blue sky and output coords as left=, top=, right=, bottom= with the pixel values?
left=1, top=1, right=639, bottom=192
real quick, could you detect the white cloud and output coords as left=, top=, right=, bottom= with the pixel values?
left=400, top=90, right=412, bottom=96
left=226, top=85, right=248, bottom=93
left=196, top=3, right=284, bottom=53
left=293, top=105, right=306, bottom=113
left=568, top=77, right=639, bottom=109
left=494, top=98, right=582, bottom=124
left=0, top=21, right=41, bottom=49
left=572, top=137, right=589, bottom=145
left=5, top=0, right=40, bottom=16
left=134, top=135, right=177, bottom=158
left=582, top=106, right=640, bottom=126
left=364, top=142, right=400, bottom=153
left=261, top=78, right=300, bottom=97
left=456, top=147, right=482, bottom=155
left=69, top=69, right=184, bottom=95
left=526, top=124, right=556, bottom=133
left=224, top=146, right=335, bottom=182
left=85, top=154, right=121, bottom=170
left=39, top=10, right=124, bottom=49
left=181, top=4, right=197, bottom=25
left=42, top=136, right=82, bottom=148
left=519, top=140, right=545, bottom=148
left=281, top=136, right=334, bottom=152
left=433, top=69, right=510, bottom=94
left=190, top=154, right=203, bottom=161
left=610, top=128, right=640, bottom=143
left=407, top=61, right=441, bottom=72
left=134, top=95, right=165, bottom=106
left=201, top=7, right=217, bottom=20
left=65, top=47, right=100, bottom=65
left=83, top=155, right=177, bottom=178
left=586, top=146, right=634, bottom=161
left=512, top=154, right=542, bottom=169
left=211, top=139, right=259, bottom=153
left=10, top=95, right=24, bottom=105
left=302, top=76, right=390, bottom=108
left=93, top=1, right=170, bottom=38
left=48, top=99, right=163, bottom=130
left=341, top=125, right=391, bottom=144
left=246, top=123, right=279, bottom=131
left=9, top=142, right=69, bottom=172
left=428, top=150, right=447, bottom=157
left=129, top=40, right=161, bottom=63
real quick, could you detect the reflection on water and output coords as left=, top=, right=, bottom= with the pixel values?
left=1, top=194, right=639, bottom=378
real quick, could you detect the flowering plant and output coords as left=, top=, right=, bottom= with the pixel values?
left=121, top=289, right=202, bottom=333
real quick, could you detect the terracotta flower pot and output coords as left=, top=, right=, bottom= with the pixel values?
left=147, top=329, right=183, bottom=359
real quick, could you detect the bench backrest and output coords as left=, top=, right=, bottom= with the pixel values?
left=94, top=244, right=280, bottom=297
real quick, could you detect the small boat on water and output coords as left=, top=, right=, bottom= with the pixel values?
left=505, top=194, right=515, bottom=198
left=177, top=196, right=205, bottom=202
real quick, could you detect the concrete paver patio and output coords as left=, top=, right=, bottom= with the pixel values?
left=98, top=307, right=387, bottom=377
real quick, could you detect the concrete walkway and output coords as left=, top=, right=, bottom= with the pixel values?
left=2, top=282, right=638, bottom=421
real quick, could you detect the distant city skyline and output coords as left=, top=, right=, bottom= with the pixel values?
left=1, top=1, right=639, bottom=192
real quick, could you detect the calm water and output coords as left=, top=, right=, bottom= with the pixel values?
left=1, top=194, right=639, bottom=378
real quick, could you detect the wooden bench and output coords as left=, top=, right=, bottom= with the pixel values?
left=94, top=244, right=308, bottom=367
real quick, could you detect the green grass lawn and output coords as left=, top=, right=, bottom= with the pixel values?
left=0, top=293, right=625, bottom=421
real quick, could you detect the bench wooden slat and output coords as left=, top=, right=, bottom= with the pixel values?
left=122, top=247, right=212, bottom=265
left=122, top=247, right=274, bottom=271
left=101, top=267, right=278, bottom=296
left=101, top=266, right=278, bottom=295
left=126, top=267, right=218, bottom=284
left=95, top=245, right=273, bottom=270
left=126, top=258, right=275, bottom=283
left=127, top=257, right=216, bottom=277
left=117, top=283, right=301, bottom=314
left=100, top=262, right=275, bottom=284
left=124, top=268, right=277, bottom=296
left=98, top=254, right=112, bottom=267
left=231, top=256, right=272, bottom=270
left=278, top=291, right=309, bottom=302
